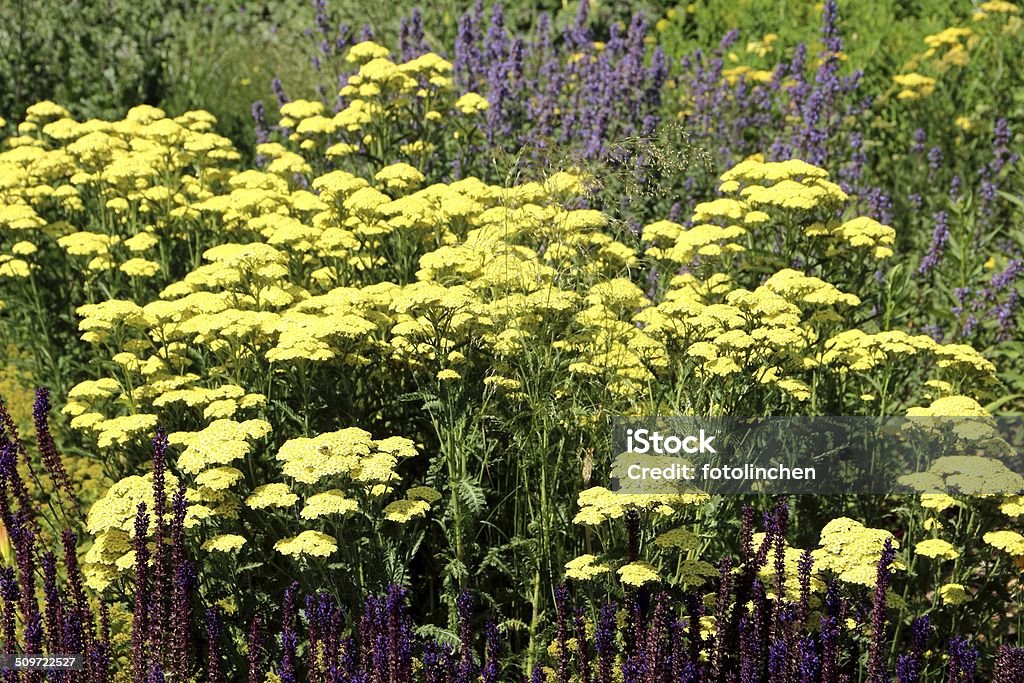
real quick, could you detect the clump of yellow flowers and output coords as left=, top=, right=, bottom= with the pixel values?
left=1, top=38, right=1011, bottom=603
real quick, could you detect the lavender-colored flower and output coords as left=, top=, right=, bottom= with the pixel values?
left=251, top=100, right=269, bottom=145
left=271, top=77, right=288, bottom=107
left=398, top=9, right=427, bottom=61
left=912, top=128, right=926, bottom=153
left=917, top=210, right=950, bottom=275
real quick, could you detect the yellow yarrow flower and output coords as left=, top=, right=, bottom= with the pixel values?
left=939, top=583, right=971, bottom=605
left=565, top=554, right=611, bottom=580
left=983, top=530, right=1024, bottom=556
left=274, top=530, right=338, bottom=558
left=617, top=561, right=660, bottom=586
left=300, top=490, right=359, bottom=520
left=202, top=534, right=247, bottom=553
left=383, top=499, right=430, bottom=523
left=914, top=538, right=959, bottom=560
left=245, top=483, right=299, bottom=510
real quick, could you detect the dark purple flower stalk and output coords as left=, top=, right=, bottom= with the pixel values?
left=386, top=584, right=412, bottom=683
left=896, top=615, right=929, bottom=682
left=740, top=504, right=754, bottom=563
left=61, top=530, right=97, bottom=673
left=625, top=509, right=641, bottom=563
left=595, top=603, right=617, bottom=683
left=423, top=639, right=456, bottom=683
left=896, top=653, right=921, bottom=683
left=483, top=621, right=501, bottom=683
left=646, top=591, right=670, bottom=683
left=281, top=582, right=300, bottom=683
left=133, top=503, right=152, bottom=681
left=738, top=617, right=759, bottom=683
left=10, top=513, right=39, bottom=638
left=33, top=387, right=77, bottom=507
left=247, top=615, right=264, bottom=683
left=947, top=636, right=979, bottom=683
left=710, top=555, right=734, bottom=679
left=798, top=636, right=820, bottom=683
left=206, top=607, right=224, bottom=683
left=772, top=503, right=789, bottom=608
left=554, top=586, right=571, bottom=683
left=993, top=645, right=1024, bottom=683
left=455, top=588, right=476, bottom=682
left=866, top=539, right=894, bottom=683
left=796, top=549, right=813, bottom=631
left=41, top=551, right=63, bottom=652
left=0, top=568, right=18, bottom=683
left=0, top=436, right=35, bottom=524
left=150, top=429, right=170, bottom=661
left=768, top=640, right=789, bottom=677
left=169, top=484, right=193, bottom=681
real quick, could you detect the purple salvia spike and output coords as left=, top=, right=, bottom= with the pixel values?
left=992, top=645, right=1024, bottom=683
left=554, top=586, right=570, bottom=683
left=594, top=603, right=617, bottom=683
left=796, top=549, right=813, bottom=630
left=247, top=615, right=264, bottom=683
left=206, top=607, right=223, bottom=683
left=41, top=552, right=63, bottom=652
left=33, top=387, right=78, bottom=508
left=866, top=538, right=894, bottom=683
left=455, top=589, right=475, bottom=683
left=711, top=555, right=734, bottom=679
left=0, top=437, right=35, bottom=523
left=740, top=505, right=754, bottom=563
left=132, top=503, right=151, bottom=682
left=281, top=582, right=300, bottom=683
left=169, top=484, right=192, bottom=680
left=947, top=636, right=979, bottom=683
left=482, top=621, right=501, bottom=683
left=150, top=428, right=170, bottom=661
left=0, top=568, right=18, bottom=683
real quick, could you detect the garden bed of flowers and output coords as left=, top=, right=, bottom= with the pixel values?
left=0, top=0, right=1023, bottom=681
